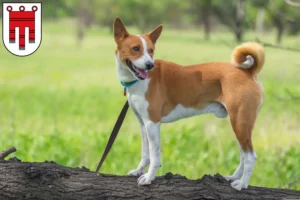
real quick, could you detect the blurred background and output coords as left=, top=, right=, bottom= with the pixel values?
left=0, top=0, right=299, bottom=189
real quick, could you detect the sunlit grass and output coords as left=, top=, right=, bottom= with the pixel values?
left=0, top=20, right=299, bottom=189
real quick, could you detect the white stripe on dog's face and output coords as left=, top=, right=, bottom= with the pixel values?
left=132, top=35, right=154, bottom=70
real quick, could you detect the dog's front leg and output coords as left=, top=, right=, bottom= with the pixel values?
left=127, top=115, right=150, bottom=176
left=138, top=121, right=161, bottom=185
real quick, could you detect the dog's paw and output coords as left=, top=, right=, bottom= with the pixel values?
left=224, top=175, right=239, bottom=182
left=230, top=180, right=248, bottom=191
left=127, top=169, right=144, bottom=177
left=137, top=173, right=155, bottom=186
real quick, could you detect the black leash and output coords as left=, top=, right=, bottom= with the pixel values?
left=95, top=100, right=129, bottom=173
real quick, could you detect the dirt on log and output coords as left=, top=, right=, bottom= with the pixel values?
left=0, top=158, right=299, bottom=200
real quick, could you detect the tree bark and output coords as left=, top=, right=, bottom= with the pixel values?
left=0, top=158, right=299, bottom=200
left=271, top=11, right=285, bottom=44
left=235, top=0, right=245, bottom=42
left=276, top=23, right=284, bottom=44
left=200, top=6, right=212, bottom=40
left=255, top=8, right=265, bottom=35
left=197, top=0, right=213, bottom=40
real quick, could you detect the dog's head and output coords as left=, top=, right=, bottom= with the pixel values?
left=113, top=18, right=163, bottom=80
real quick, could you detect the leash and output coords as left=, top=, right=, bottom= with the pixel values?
left=95, top=100, right=129, bottom=173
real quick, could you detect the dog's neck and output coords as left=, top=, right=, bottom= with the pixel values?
left=115, top=52, right=137, bottom=83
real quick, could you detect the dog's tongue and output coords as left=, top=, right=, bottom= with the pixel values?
left=136, top=68, right=148, bottom=79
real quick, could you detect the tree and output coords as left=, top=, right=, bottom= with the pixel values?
left=213, top=0, right=246, bottom=42
left=265, top=0, right=300, bottom=44
left=251, top=0, right=269, bottom=35
left=190, top=0, right=213, bottom=40
left=235, top=0, right=245, bottom=42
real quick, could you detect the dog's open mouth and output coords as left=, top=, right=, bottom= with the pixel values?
left=126, top=60, right=148, bottom=80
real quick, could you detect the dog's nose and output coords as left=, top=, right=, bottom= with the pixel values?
left=145, top=61, right=154, bottom=70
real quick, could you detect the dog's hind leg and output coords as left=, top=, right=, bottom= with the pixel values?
left=224, top=142, right=244, bottom=182
left=225, top=100, right=260, bottom=190
left=127, top=110, right=150, bottom=177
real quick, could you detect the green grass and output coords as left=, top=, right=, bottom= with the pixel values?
left=0, top=19, right=299, bottom=190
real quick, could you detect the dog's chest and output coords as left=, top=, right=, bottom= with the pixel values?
left=127, top=79, right=150, bottom=117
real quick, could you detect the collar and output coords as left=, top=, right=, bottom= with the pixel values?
left=120, top=80, right=138, bottom=87
left=120, top=80, right=138, bottom=96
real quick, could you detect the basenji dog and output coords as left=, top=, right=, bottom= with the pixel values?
left=113, top=18, right=265, bottom=190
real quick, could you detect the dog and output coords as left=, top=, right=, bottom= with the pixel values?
left=113, top=17, right=265, bottom=190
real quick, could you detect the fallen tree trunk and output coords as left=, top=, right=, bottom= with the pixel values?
left=0, top=158, right=299, bottom=200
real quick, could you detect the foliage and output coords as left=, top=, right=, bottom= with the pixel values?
left=16, top=0, right=298, bottom=34
left=2, top=0, right=299, bottom=42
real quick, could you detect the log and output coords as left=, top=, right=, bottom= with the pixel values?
left=0, top=158, right=299, bottom=200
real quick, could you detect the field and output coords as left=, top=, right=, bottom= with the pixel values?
left=0, top=19, right=299, bottom=190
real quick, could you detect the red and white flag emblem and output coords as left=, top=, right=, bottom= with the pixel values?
left=2, top=3, right=42, bottom=56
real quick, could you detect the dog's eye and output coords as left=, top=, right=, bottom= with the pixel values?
left=132, top=46, right=140, bottom=52
left=149, top=49, right=154, bottom=54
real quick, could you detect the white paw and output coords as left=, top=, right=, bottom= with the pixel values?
left=137, top=173, right=155, bottom=186
left=230, top=180, right=248, bottom=191
left=127, top=169, right=144, bottom=177
left=224, top=175, right=239, bottom=182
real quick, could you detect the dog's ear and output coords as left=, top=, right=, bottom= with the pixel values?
left=147, top=25, right=163, bottom=44
left=113, top=18, right=129, bottom=43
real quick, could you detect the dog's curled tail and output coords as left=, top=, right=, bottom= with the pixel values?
left=231, top=42, right=265, bottom=76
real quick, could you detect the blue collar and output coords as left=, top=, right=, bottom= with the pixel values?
left=120, top=80, right=138, bottom=87
left=120, top=80, right=138, bottom=96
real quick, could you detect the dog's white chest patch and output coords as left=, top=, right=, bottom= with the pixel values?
left=127, top=79, right=150, bottom=119
left=161, top=102, right=227, bottom=123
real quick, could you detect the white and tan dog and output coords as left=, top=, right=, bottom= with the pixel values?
left=113, top=18, right=265, bottom=190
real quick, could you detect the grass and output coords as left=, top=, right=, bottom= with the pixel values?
left=0, top=19, right=299, bottom=190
